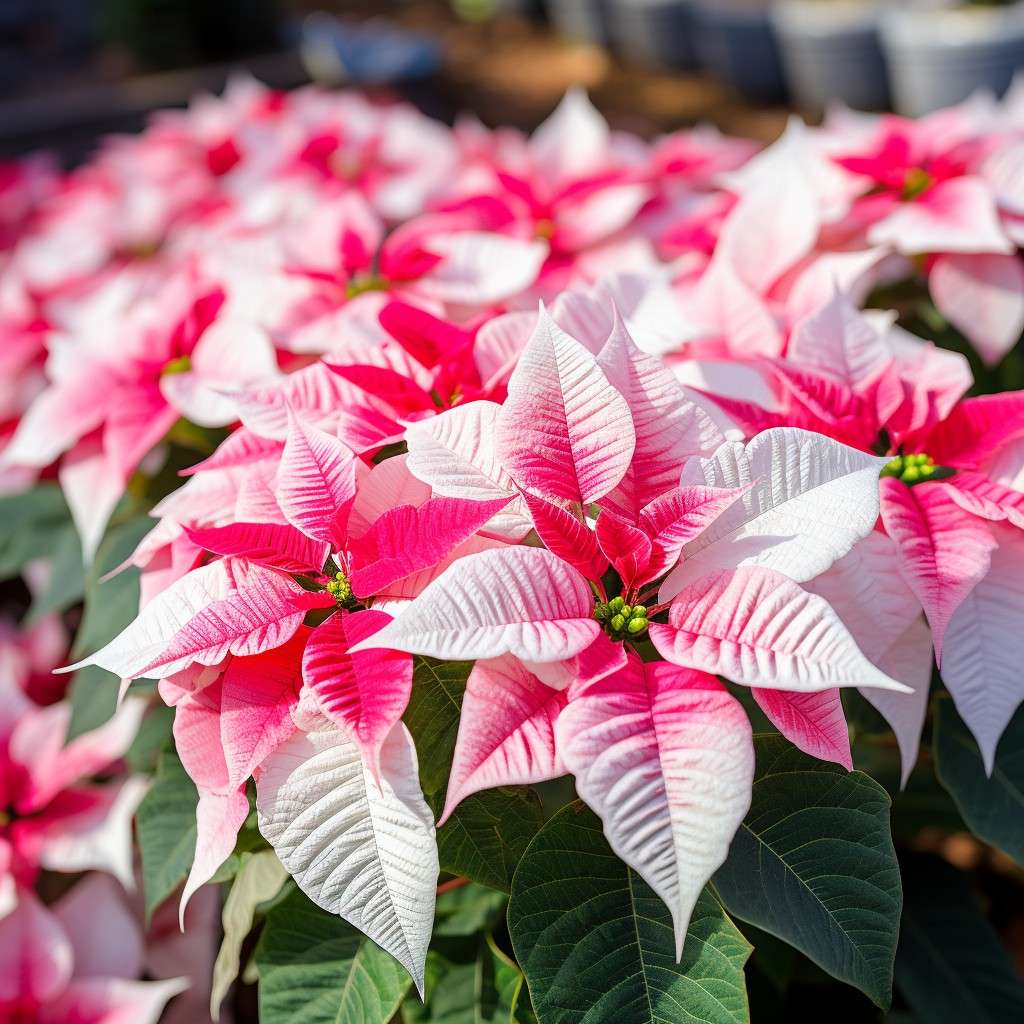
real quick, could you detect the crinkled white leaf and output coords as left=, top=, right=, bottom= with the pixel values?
left=256, top=719, right=438, bottom=994
left=662, top=428, right=885, bottom=600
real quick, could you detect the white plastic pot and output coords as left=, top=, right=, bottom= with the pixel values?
left=605, top=0, right=698, bottom=69
left=772, top=0, right=888, bottom=113
left=880, top=2, right=1024, bottom=116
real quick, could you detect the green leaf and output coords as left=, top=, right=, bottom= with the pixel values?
left=125, top=703, right=175, bottom=774
left=71, top=514, right=153, bottom=660
left=713, top=734, right=902, bottom=1009
left=404, top=935, right=526, bottom=1024
left=136, top=748, right=198, bottom=920
left=895, top=853, right=1024, bottom=1022
left=933, top=696, right=1024, bottom=866
left=0, top=484, right=70, bottom=579
left=436, top=787, right=544, bottom=894
left=404, top=657, right=471, bottom=795
left=211, top=849, right=289, bottom=1018
left=26, top=522, right=85, bottom=621
left=434, top=883, right=507, bottom=938
left=508, top=801, right=751, bottom=1024
left=255, top=886, right=412, bottom=1024
left=66, top=665, right=120, bottom=741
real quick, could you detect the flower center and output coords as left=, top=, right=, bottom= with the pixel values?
left=345, top=274, right=387, bottom=300
left=880, top=452, right=946, bottom=485
left=594, top=596, right=648, bottom=640
left=901, top=167, right=933, bottom=201
left=325, top=571, right=356, bottom=608
left=535, top=218, right=556, bottom=241
left=162, top=354, right=192, bottom=377
left=329, top=151, right=363, bottom=182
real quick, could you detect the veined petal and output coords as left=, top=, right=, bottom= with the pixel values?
left=185, top=522, right=328, bottom=575
left=880, top=478, right=996, bottom=661
left=557, top=655, right=754, bottom=960
left=638, top=484, right=749, bottom=581
left=349, top=495, right=511, bottom=598
left=787, top=289, right=893, bottom=395
left=220, top=629, right=307, bottom=789
left=594, top=510, right=652, bottom=591
left=522, top=492, right=608, bottom=582
left=406, top=400, right=516, bottom=501
left=348, top=547, right=600, bottom=663
left=752, top=688, right=852, bottom=770
left=923, top=392, right=1024, bottom=470
left=301, top=609, right=412, bottom=776
left=806, top=531, right=932, bottom=786
left=58, top=560, right=239, bottom=681
left=174, top=684, right=249, bottom=923
left=441, top=655, right=567, bottom=824
left=941, top=524, right=1024, bottom=773
left=597, top=314, right=726, bottom=520
left=139, top=566, right=334, bottom=677
left=277, top=411, right=358, bottom=548
left=651, top=567, right=909, bottom=693
left=496, top=306, right=635, bottom=505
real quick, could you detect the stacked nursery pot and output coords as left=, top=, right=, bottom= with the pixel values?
left=547, top=0, right=611, bottom=43
left=880, top=0, right=1024, bottom=116
left=693, top=0, right=788, bottom=102
left=772, top=0, right=889, bottom=112
left=605, top=0, right=698, bottom=69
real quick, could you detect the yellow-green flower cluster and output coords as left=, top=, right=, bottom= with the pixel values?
left=880, top=452, right=937, bottom=485
left=594, top=596, right=648, bottom=640
left=325, top=571, right=354, bottom=606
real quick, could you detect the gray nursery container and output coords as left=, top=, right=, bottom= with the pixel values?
left=547, top=0, right=611, bottom=44
left=772, top=1, right=889, bottom=113
left=606, top=0, right=698, bottom=69
left=880, top=3, right=1024, bottom=116
left=693, top=1, right=788, bottom=104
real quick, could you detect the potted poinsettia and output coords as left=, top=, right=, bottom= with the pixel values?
left=880, top=0, right=1024, bottom=116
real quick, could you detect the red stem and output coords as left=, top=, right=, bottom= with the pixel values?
left=436, top=876, right=470, bottom=896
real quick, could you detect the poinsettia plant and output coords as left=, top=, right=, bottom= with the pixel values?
left=1, top=79, right=1023, bottom=1024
